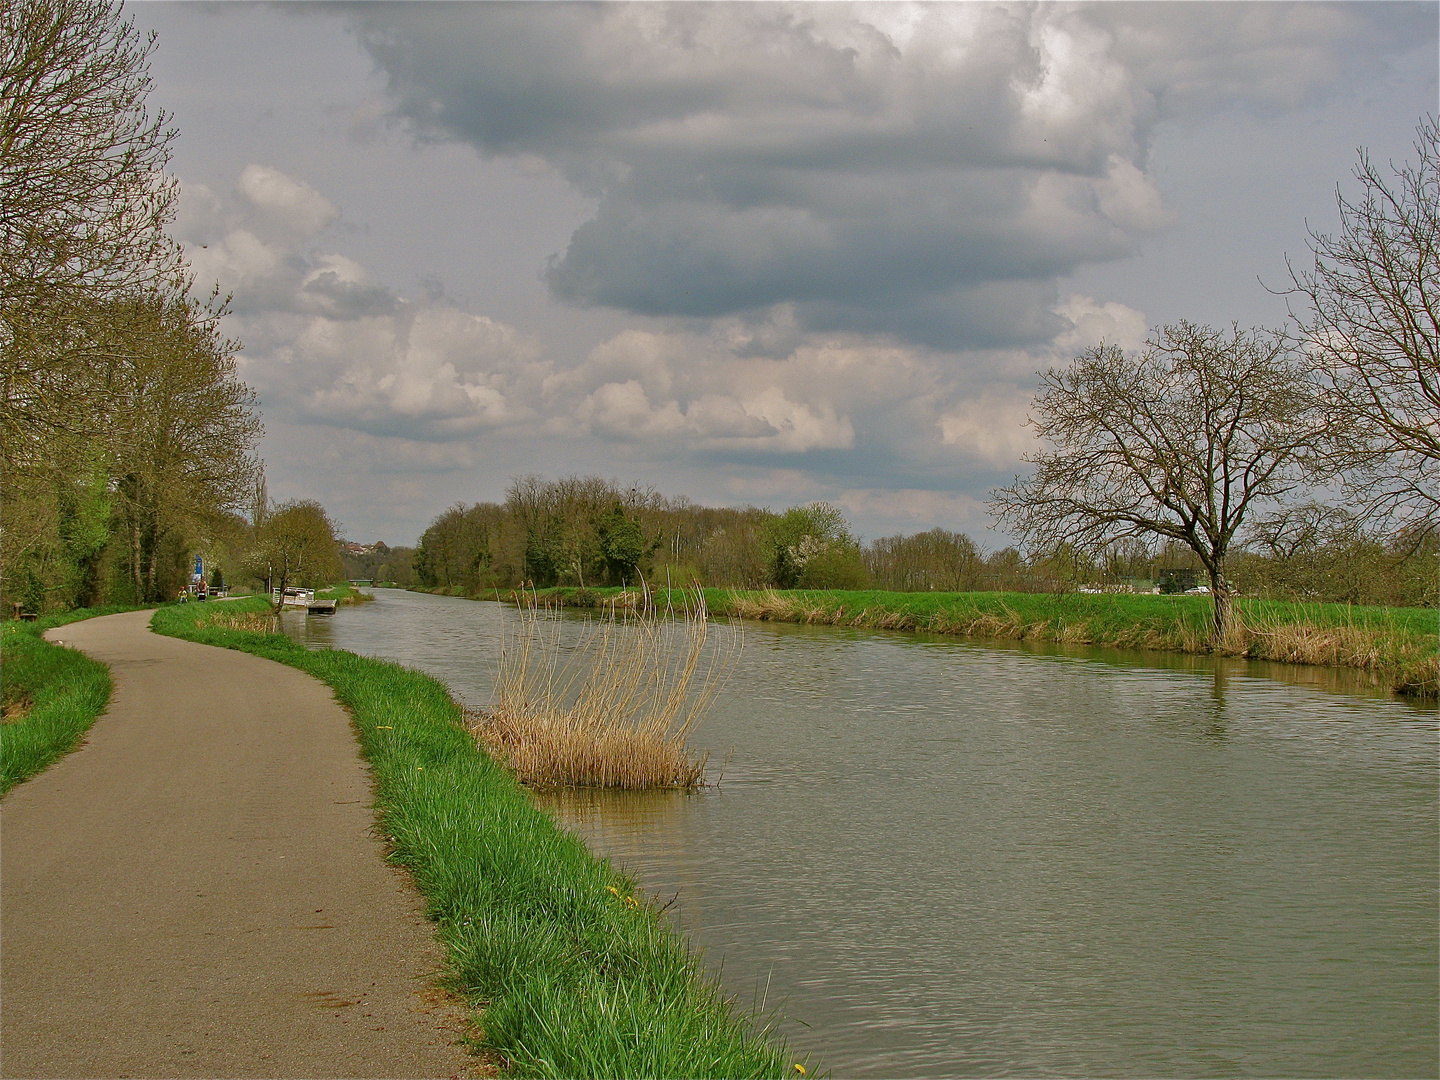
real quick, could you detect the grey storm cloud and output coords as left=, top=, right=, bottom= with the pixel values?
left=348, top=2, right=1428, bottom=348
left=300, top=270, right=400, bottom=320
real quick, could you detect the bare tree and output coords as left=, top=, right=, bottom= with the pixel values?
left=1287, top=116, right=1439, bottom=526
left=990, top=323, right=1328, bottom=646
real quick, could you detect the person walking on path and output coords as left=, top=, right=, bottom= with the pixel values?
left=1, top=609, right=475, bottom=1078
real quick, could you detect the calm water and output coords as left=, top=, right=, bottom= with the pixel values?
left=287, top=589, right=1439, bottom=1078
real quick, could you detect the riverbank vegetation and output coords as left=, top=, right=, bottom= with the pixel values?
left=152, top=596, right=798, bottom=1078
left=522, top=586, right=1437, bottom=699
left=0, top=606, right=139, bottom=794
left=472, top=587, right=730, bottom=789
left=413, top=476, right=1436, bottom=611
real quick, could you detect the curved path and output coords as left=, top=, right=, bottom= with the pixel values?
left=1, top=609, right=474, bottom=1078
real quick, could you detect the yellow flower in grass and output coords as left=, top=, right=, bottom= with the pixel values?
left=793, top=1065, right=807, bottom=1075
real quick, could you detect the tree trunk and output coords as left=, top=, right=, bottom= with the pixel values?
left=273, top=554, right=289, bottom=614
left=1208, top=566, right=1236, bottom=650
left=130, top=518, right=143, bottom=601
left=143, top=522, right=157, bottom=603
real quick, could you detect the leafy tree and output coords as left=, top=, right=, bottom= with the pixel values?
left=107, top=290, right=261, bottom=602
left=0, top=0, right=263, bottom=613
left=1288, top=116, right=1439, bottom=527
left=249, top=500, right=343, bottom=610
left=55, top=459, right=110, bottom=606
left=990, top=323, right=1328, bottom=646
left=414, top=502, right=507, bottom=590
left=596, top=502, right=647, bottom=585
left=761, top=502, right=866, bottom=589
left=3, top=458, right=110, bottom=612
left=1, top=0, right=182, bottom=472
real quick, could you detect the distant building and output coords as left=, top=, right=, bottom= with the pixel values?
left=340, top=540, right=390, bottom=556
left=1157, top=568, right=1199, bottom=594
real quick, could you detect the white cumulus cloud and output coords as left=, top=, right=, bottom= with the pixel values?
left=174, top=166, right=541, bottom=441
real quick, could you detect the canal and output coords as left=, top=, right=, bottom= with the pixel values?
left=286, top=588, right=1438, bottom=1078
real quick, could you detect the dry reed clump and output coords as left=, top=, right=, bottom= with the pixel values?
left=1216, top=608, right=1436, bottom=697
left=1394, top=653, right=1439, bottom=698
left=922, top=604, right=1032, bottom=640
left=472, top=585, right=737, bottom=789
left=1246, top=619, right=1406, bottom=671
left=1057, top=620, right=1095, bottom=644
left=871, top=609, right=918, bottom=631
left=724, top=589, right=839, bottom=624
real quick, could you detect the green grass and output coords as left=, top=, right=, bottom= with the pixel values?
left=316, top=582, right=373, bottom=604
left=151, top=596, right=799, bottom=1079
left=525, top=586, right=1438, bottom=698
left=1, top=606, right=144, bottom=795
left=713, top=588, right=1438, bottom=634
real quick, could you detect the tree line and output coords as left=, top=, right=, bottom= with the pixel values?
left=0, top=0, right=283, bottom=612
left=411, top=473, right=1435, bottom=609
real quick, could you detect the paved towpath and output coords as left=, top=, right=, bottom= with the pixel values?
left=2, top=609, right=474, bottom=1078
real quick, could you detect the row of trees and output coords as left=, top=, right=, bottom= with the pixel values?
left=413, top=475, right=868, bottom=594
left=412, top=473, right=1435, bottom=608
left=2, top=0, right=265, bottom=610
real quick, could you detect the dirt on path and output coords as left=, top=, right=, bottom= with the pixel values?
left=1, top=609, right=478, bottom=1079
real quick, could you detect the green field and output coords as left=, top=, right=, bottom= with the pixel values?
left=152, top=596, right=799, bottom=1079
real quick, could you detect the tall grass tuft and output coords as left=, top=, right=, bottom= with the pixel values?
left=472, top=585, right=734, bottom=789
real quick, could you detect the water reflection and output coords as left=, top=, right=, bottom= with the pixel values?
left=287, top=589, right=1439, bottom=1078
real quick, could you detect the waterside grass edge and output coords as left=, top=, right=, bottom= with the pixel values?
left=520, top=586, right=1438, bottom=700
left=150, top=596, right=800, bottom=1080
left=1, top=606, right=147, bottom=795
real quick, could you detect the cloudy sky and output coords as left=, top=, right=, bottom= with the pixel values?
left=136, top=1, right=1437, bottom=547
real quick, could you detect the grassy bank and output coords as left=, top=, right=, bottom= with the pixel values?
left=152, top=596, right=797, bottom=1079
left=1, top=606, right=143, bottom=795
left=524, top=586, right=1438, bottom=699
left=317, top=582, right=373, bottom=605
